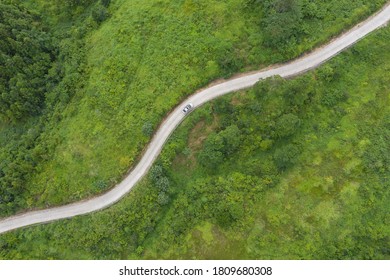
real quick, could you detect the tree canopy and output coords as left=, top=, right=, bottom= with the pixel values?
left=0, top=3, right=54, bottom=121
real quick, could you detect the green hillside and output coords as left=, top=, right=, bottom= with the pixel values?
left=0, top=0, right=386, bottom=216
left=1, top=14, right=389, bottom=260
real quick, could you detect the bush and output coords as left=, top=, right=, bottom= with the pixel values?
left=157, top=192, right=170, bottom=205
left=156, top=177, right=170, bottom=192
left=142, top=121, right=154, bottom=137
left=149, top=165, right=164, bottom=182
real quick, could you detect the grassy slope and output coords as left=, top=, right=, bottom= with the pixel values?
left=1, top=22, right=389, bottom=260
left=1, top=0, right=387, bottom=214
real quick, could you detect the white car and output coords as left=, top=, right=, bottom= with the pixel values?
left=182, top=103, right=194, bottom=114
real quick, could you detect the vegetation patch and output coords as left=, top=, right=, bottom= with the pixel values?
left=0, top=0, right=389, bottom=260
left=3, top=21, right=390, bottom=259
left=1, top=0, right=386, bottom=216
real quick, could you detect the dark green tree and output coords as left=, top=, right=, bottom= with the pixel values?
left=219, top=125, right=242, bottom=155
left=198, top=132, right=224, bottom=169
left=275, top=113, right=301, bottom=138
left=92, top=4, right=109, bottom=24
left=198, top=125, right=242, bottom=169
left=273, top=144, right=301, bottom=170
left=261, top=0, right=303, bottom=49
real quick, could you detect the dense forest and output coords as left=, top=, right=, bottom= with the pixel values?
left=0, top=0, right=389, bottom=259
left=0, top=3, right=54, bottom=120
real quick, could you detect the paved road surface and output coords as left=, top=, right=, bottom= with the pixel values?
left=1, top=3, right=390, bottom=234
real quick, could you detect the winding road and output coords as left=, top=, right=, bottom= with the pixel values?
left=1, top=3, right=390, bottom=234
